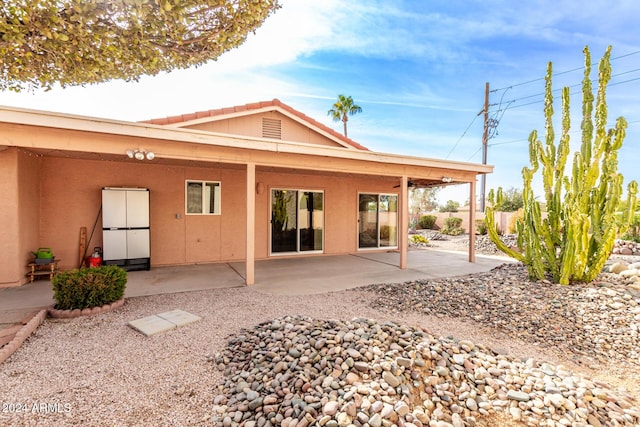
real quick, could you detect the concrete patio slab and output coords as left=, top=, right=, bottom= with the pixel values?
left=0, top=248, right=514, bottom=325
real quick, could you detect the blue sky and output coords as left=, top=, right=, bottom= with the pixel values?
left=2, top=0, right=639, bottom=204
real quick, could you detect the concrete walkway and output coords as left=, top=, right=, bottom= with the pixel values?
left=0, top=249, right=512, bottom=322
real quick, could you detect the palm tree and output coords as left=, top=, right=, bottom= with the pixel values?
left=328, top=94, right=362, bottom=137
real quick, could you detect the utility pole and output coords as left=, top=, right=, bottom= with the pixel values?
left=480, top=82, right=489, bottom=212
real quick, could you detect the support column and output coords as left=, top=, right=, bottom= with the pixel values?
left=399, top=175, right=408, bottom=269
left=469, top=179, right=476, bottom=263
left=246, top=163, right=256, bottom=285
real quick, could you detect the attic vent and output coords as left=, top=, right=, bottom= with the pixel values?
left=262, top=118, right=282, bottom=139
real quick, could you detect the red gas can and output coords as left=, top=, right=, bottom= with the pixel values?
left=88, top=247, right=102, bottom=267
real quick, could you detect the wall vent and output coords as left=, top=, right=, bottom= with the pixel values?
left=262, top=118, right=282, bottom=139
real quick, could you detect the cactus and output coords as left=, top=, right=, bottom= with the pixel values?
left=485, top=46, right=638, bottom=285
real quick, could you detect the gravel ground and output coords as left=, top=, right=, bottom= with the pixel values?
left=0, top=255, right=639, bottom=426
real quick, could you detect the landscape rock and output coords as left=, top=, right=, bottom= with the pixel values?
left=211, top=314, right=639, bottom=426
left=367, top=264, right=640, bottom=369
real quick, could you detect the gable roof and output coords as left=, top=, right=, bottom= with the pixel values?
left=140, top=99, right=369, bottom=151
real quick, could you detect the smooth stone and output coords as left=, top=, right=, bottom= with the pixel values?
left=369, top=413, right=382, bottom=427
left=382, top=371, right=401, bottom=388
left=323, top=401, right=339, bottom=416
left=506, top=390, right=530, bottom=402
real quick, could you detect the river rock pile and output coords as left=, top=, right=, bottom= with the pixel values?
left=608, top=261, right=640, bottom=289
left=612, top=240, right=640, bottom=256
left=469, top=235, right=519, bottom=255
left=211, top=315, right=639, bottom=427
left=367, top=265, right=640, bottom=370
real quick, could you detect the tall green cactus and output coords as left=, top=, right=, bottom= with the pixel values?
left=485, top=46, right=638, bottom=285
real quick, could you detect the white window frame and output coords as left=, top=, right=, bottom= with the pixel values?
left=185, top=180, right=221, bottom=215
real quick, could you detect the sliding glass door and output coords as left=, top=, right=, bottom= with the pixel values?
left=271, top=189, right=324, bottom=254
left=358, top=193, right=398, bottom=249
left=271, top=190, right=297, bottom=253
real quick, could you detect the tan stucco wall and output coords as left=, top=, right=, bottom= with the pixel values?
left=0, top=148, right=21, bottom=286
left=186, top=111, right=344, bottom=148
left=36, top=157, right=249, bottom=271
left=0, top=148, right=39, bottom=287
left=254, top=170, right=398, bottom=257
left=1, top=155, right=399, bottom=283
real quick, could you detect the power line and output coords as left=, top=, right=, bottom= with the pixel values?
left=480, top=119, right=640, bottom=151
left=445, top=113, right=480, bottom=159
left=491, top=50, right=640, bottom=93
left=491, top=68, right=640, bottom=112
left=466, top=146, right=483, bottom=162
left=488, top=75, right=640, bottom=114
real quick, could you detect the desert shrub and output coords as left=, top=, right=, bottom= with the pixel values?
left=52, top=265, right=127, bottom=310
left=508, top=208, right=524, bottom=234
left=418, top=215, right=437, bottom=229
left=621, top=214, right=640, bottom=243
left=380, top=225, right=390, bottom=240
left=442, top=217, right=464, bottom=235
left=475, top=219, right=488, bottom=235
left=444, top=217, right=462, bottom=228
left=410, top=234, right=429, bottom=244
left=494, top=187, right=524, bottom=212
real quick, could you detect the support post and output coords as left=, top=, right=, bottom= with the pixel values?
left=469, top=179, right=477, bottom=263
left=400, top=175, right=408, bottom=269
left=246, top=163, right=256, bottom=285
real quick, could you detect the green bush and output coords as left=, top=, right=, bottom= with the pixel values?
left=410, top=234, right=430, bottom=244
left=52, top=265, right=127, bottom=310
left=444, top=217, right=462, bottom=228
left=418, top=215, right=437, bottom=229
left=475, top=219, right=488, bottom=235
left=621, top=214, right=640, bottom=243
left=442, top=217, right=464, bottom=236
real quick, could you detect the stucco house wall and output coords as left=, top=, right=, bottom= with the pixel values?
left=31, top=155, right=401, bottom=277
left=0, top=148, right=40, bottom=287
left=186, top=111, right=342, bottom=148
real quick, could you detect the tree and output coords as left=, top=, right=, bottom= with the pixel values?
left=0, top=0, right=280, bottom=91
left=328, top=94, right=362, bottom=137
left=409, top=187, right=440, bottom=214
left=493, top=187, right=524, bottom=212
left=439, top=200, right=459, bottom=213
left=485, top=46, right=638, bottom=285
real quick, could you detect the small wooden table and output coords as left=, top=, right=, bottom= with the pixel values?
left=27, top=259, right=61, bottom=283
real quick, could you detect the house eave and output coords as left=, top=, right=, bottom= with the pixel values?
left=0, top=104, right=493, bottom=177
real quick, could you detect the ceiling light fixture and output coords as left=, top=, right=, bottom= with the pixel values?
left=126, top=149, right=155, bottom=161
left=441, top=177, right=453, bottom=183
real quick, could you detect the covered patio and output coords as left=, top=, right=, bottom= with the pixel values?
left=0, top=101, right=493, bottom=289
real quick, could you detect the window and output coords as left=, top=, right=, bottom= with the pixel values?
left=186, top=181, right=221, bottom=214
